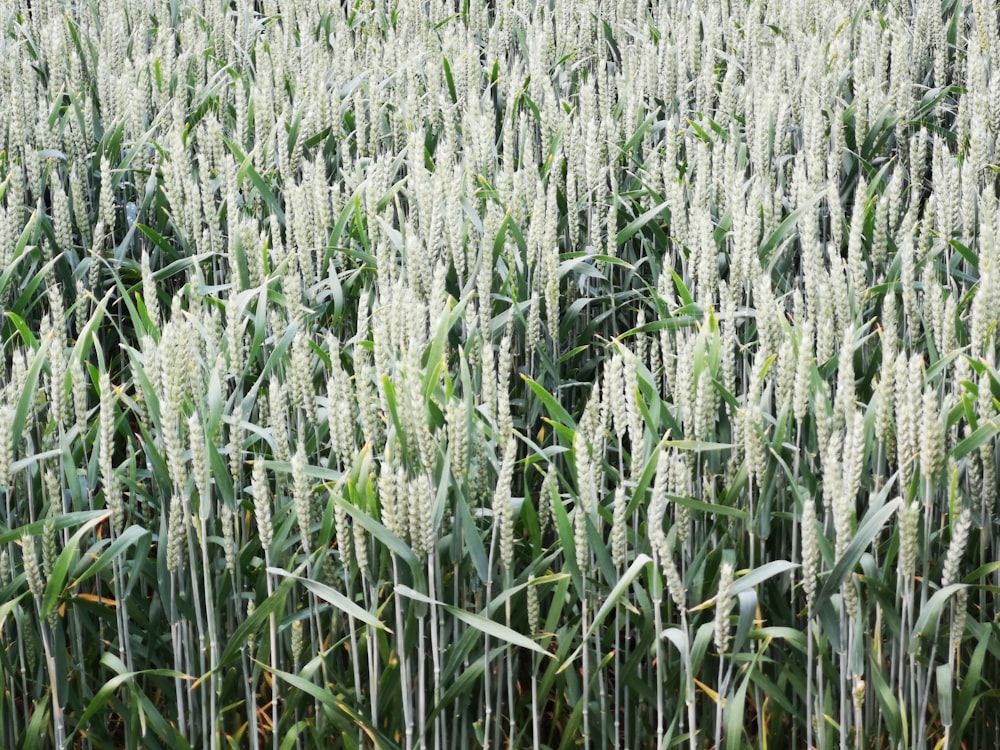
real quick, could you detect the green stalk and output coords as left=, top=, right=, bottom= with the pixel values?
left=613, top=607, right=621, bottom=750
left=392, top=555, right=414, bottom=750
left=581, top=590, right=590, bottom=750
left=492, top=653, right=505, bottom=750
left=817, top=647, right=825, bottom=750
left=715, top=645, right=725, bottom=750
left=483, top=524, right=496, bottom=749
left=839, top=608, right=847, bottom=750
left=340, top=565, right=363, bottom=725
left=806, top=606, right=814, bottom=750
left=596, top=617, right=607, bottom=747
left=242, top=642, right=259, bottom=750
left=181, top=503, right=208, bottom=741
left=307, top=589, right=325, bottom=738
left=264, top=551, right=279, bottom=750
left=198, top=518, right=220, bottom=750
left=505, top=572, right=514, bottom=750
left=15, top=607, right=29, bottom=743
left=417, top=613, right=427, bottom=744
left=651, top=555, right=664, bottom=750
left=111, top=539, right=132, bottom=676
left=428, top=548, right=443, bottom=750
left=5, top=493, right=21, bottom=746
left=531, top=648, right=540, bottom=750
left=171, top=575, right=187, bottom=738
left=38, top=614, right=65, bottom=748
left=682, top=609, right=696, bottom=750
left=363, top=575, right=379, bottom=728
left=914, top=475, right=936, bottom=750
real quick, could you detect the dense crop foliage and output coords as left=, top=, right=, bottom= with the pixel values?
left=1, top=0, right=1000, bottom=747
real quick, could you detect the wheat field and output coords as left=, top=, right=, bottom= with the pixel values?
left=0, top=0, right=999, bottom=747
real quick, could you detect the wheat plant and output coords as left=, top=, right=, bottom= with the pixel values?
left=0, top=0, right=999, bottom=747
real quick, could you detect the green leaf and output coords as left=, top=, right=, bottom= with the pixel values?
left=522, top=375, right=576, bottom=432
left=395, top=584, right=550, bottom=657
left=0, top=510, right=107, bottom=545
left=225, top=137, right=286, bottom=224
left=219, top=574, right=297, bottom=665
left=758, top=191, right=824, bottom=267
left=10, top=338, right=48, bottom=453
left=723, top=647, right=754, bottom=749
left=441, top=54, right=457, bottom=104
left=422, top=293, right=469, bottom=398
left=668, top=493, right=749, bottom=521
left=951, top=418, right=999, bottom=460
left=910, top=583, right=967, bottom=646
left=954, top=630, right=990, bottom=738
left=663, top=439, right=733, bottom=452
left=329, top=491, right=426, bottom=592
left=72, top=524, right=149, bottom=588
left=869, top=655, right=902, bottom=743
left=22, top=693, right=50, bottom=750
left=267, top=567, right=389, bottom=632
left=0, top=208, right=40, bottom=296
left=73, top=653, right=187, bottom=738
left=616, top=200, right=670, bottom=247
left=661, top=626, right=689, bottom=657
left=937, top=664, right=953, bottom=728
left=732, top=590, right=758, bottom=655
left=815, top=496, right=901, bottom=610
left=253, top=658, right=396, bottom=748
left=558, top=554, right=652, bottom=671
left=40, top=513, right=108, bottom=619
left=731, top=560, right=799, bottom=597
left=4, top=311, right=39, bottom=348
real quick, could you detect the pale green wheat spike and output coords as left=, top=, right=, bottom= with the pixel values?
left=801, top=496, right=819, bottom=607
left=292, top=441, right=312, bottom=555
left=494, top=437, right=517, bottom=571
left=250, top=456, right=274, bottom=552
left=220, top=504, right=236, bottom=578
left=919, top=387, right=945, bottom=482
left=0, top=405, right=11, bottom=492
left=141, top=248, right=160, bottom=327
left=714, top=559, right=735, bottom=656
left=23, top=537, right=44, bottom=603
left=166, top=494, right=185, bottom=575
left=899, top=499, right=921, bottom=593
left=648, top=448, right=672, bottom=565
left=352, top=496, right=369, bottom=573
left=290, top=331, right=317, bottom=424
left=333, top=490, right=353, bottom=568
left=941, top=507, right=972, bottom=589
left=41, top=504, right=57, bottom=584
left=188, top=413, right=208, bottom=508
left=611, top=485, right=628, bottom=568
left=671, top=454, right=691, bottom=548
left=71, top=364, right=88, bottom=440
left=950, top=589, right=968, bottom=654
left=99, top=372, right=125, bottom=534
